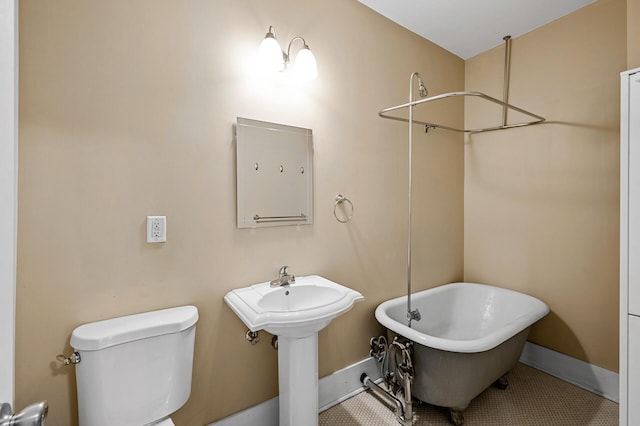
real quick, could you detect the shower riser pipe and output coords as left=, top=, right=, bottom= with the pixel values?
left=406, top=72, right=424, bottom=326
left=407, top=73, right=415, bottom=327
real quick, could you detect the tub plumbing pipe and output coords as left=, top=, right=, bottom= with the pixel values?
left=364, top=336, right=415, bottom=425
left=360, top=374, right=413, bottom=426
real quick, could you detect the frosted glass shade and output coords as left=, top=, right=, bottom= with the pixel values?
left=294, top=47, right=318, bottom=81
left=258, top=36, right=284, bottom=72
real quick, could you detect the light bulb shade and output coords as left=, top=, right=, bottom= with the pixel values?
left=293, top=47, right=318, bottom=81
left=258, top=35, right=284, bottom=72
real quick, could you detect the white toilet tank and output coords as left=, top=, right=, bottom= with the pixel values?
left=70, top=305, right=199, bottom=426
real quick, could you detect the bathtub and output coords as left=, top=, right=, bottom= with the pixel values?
left=375, top=282, right=548, bottom=418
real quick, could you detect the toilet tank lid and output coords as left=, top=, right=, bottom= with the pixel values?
left=70, top=305, right=199, bottom=351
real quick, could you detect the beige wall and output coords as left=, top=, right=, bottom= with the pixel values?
left=17, top=0, right=631, bottom=423
left=17, top=0, right=464, bottom=424
left=630, top=0, right=640, bottom=68
left=464, top=0, right=626, bottom=371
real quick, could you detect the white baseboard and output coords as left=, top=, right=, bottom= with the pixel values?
left=209, top=342, right=619, bottom=425
left=208, top=357, right=381, bottom=426
left=519, top=341, right=619, bottom=403
left=318, top=356, right=382, bottom=411
left=208, top=397, right=278, bottom=426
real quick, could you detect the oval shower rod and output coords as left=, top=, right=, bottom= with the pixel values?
left=378, top=36, right=546, bottom=134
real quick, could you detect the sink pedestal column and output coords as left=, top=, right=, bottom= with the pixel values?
left=277, top=334, right=318, bottom=426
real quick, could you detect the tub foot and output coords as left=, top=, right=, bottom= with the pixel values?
left=493, top=373, right=509, bottom=390
left=448, top=408, right=465, bottom=425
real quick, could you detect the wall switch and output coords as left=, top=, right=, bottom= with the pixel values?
left=146, top=216, right=167, bottom=243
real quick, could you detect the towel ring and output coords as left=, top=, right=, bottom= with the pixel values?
left=334, top=194, right=354, bottom=223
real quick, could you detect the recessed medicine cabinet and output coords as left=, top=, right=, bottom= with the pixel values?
left=236, top=117, right=313, bottom=228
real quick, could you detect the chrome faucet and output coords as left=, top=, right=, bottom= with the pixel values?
left=270, top=265, right=296, bottom=287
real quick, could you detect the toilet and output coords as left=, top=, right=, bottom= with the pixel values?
left=70, top=305, right=199, bottom=426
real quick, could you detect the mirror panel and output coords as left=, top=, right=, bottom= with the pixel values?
left=236, top=117, right=313, bottom=228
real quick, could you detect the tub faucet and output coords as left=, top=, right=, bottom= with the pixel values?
left=270, top=265, right=295, bottom=287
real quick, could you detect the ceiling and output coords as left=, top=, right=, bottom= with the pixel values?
left=357, top=0, right=597, bottom=59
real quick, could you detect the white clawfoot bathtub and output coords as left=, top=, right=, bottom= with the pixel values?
left=375, top=282, right=549, bottom=422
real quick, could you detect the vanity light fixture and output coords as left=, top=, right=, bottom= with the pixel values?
left=258, top=26, right=318, bottom=81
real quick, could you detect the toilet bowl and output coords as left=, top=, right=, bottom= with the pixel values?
left=70, top=305, right=198, bottom=426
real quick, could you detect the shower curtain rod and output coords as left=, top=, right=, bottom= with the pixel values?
left=378, top=36, right=545, bottom=134
left=378, top=90, right=545, bottom=133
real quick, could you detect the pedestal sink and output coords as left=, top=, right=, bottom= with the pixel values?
left=224, top=275, right=364, bottom=426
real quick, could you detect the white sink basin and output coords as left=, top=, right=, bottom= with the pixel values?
left=224, top=275, right=363, bottom=338
left=225, top=274, right=364, bottom=425
left=258, top=285, right=343, bottom=311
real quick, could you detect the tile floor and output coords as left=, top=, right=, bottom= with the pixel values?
left=319, top=363, right=618, bottom=425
